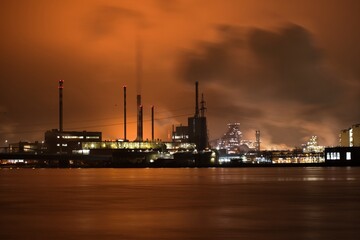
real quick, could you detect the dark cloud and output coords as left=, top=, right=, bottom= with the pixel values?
left=180, top=24, right=341, bottom=104
left=206, top=87, right=264, bottom=121
left=178, top=23, right=358, bottom=146
left=179, top=25, right=244, bottom=84
left=180, top=43, right=230, bottom=82
left=248, top=25, right=340, bottom=105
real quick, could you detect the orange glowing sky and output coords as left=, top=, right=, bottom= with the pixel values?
left=0, top=0, right=359, bottom=149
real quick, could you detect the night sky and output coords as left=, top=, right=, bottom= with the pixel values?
left=0, top=0, right=359, bottom=149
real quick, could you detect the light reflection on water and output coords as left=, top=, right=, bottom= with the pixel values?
left=0, top=167, right=359, bottom=240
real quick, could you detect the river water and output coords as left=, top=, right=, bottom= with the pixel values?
left=1, top=167, right=359, bottom=240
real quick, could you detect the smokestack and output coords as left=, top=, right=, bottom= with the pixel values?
left=256, top=130, right=261, bottom=152
left=151, top=106, right=154, bottom=141
left=123, top=85, right=127, bottom=141
left=140, top=104, right=143, bottom=141
left=200, top=93, right=206, bottom=117
left=137, top=95, right=143, bottom=141
left=172, top=124, right=175, bottom=142
left=195, top=81, right=199, bottom=117
left=136, top=36, right=142, bottom=95
left=58, top=80, right=64, bottom=132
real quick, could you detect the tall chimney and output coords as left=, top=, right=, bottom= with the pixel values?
left=172, top=124, right=175, bottom=142
left=140, top=104, right=143, bottom=141
left=151, top=106, right=154, bottom=141
left=195, top=81, right=199, bottom=117
left=59, top=80, right=64, bottom=132
left=123, top=85, right=127, bottom=140
left=200, top=93, right=206, bottom=117
left=256, top=130, right=261, bottom=152
left=137, top=95, right=143, bottom=141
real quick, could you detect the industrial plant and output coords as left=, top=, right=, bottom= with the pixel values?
left=214, top=123, right=260, bottom=154
left=1, top=80, right=359, bottom=167
left=0, top=79, right=215, bottom=167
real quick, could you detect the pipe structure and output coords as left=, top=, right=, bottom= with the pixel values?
left=172, top=124, right=175, bottom=142
left=123, top=86, right=127, bottom=141
left=59, top=80, right=64, bottom=132
left=195, top=81, right=199, bottom=117
left=256, top=130, right=261, bottom=152
left=136, top=95, right=143, bottom=141
left=200, top=93, right=206, bottom=117
left=139, top=105, right=143, bottom=141
left=151, top=106, right=154, bottom=141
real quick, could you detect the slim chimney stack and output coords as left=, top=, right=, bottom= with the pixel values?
left=195, top=81, right=199, bottom=117
left=256, top=130, right=261, bottom=152
left=200, top=93, right=206, bottom=117
left=151, top=106, right=154, bottom=141
left=137, top=95, right=143, bottom=141
left=59, top=80, right=64, bottom=132
left=123, top=85, right=127, bottom=141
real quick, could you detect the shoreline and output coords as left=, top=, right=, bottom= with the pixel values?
left=1, top=162, right=359, bottom=169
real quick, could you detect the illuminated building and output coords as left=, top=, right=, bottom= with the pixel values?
left=80, top=140, right=197, bottom=166
left=8, top=141, right=45, bottom=153
left=325, top=147, right=360, bottom=163
left=339, top=124, right=360, bottom=147
left=216, top=123, right=242, bottom=154
left=325, top=124, right=360, bottom=164
left=83, top=141, right=164, bottom=152
left=215, top=123, right=258, bottom=154
left=82, top=141, right=195, bottom=152
left=340, top=129, right=350, bottom=147
left=302, top=136, right=324, bottom=153
left=45, top=129, right=102, bottom=154
left=172, top=125, right=189, bottom=143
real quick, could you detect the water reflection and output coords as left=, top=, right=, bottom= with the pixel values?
left=0, top=167, right=359, bottom=239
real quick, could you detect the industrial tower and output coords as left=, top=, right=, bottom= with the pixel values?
left=188, top=82, right=209, bottom=151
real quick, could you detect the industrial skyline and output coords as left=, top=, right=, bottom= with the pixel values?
left=0, top=77, right=359, bottom=166
left=0, top=0, right=359, bottom=149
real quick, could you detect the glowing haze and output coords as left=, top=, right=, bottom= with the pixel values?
left=0, top=0, right=359, bottom=149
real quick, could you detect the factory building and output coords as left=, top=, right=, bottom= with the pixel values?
left=302, top=136, right=324, bottom=153
left=325, top=124, right=360, bottom=164
left=45, top=129, right=102, bottom=154
left=340, top=124, right=360, bottom=147
left=187, top=82, right=209, bottom=151
left=172, top=125, right=189, bottom=143
left=172, top=82, right=209, bottom=151
left=40, top=80, right=102, bottom=154
left=188, top=116, right=208, bottom=151
left=325, top=147, right=360, bottom=163
left=214, top=123, right=260, bottom=154
left=7, top=141, right=45, bottom=153
left=216, top=123, right=242, bottom=154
